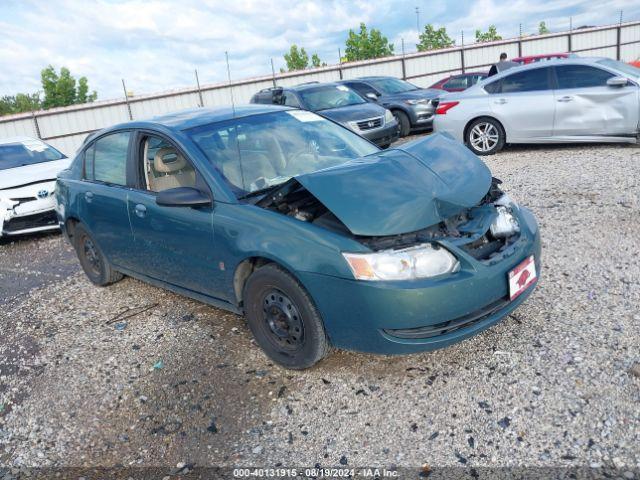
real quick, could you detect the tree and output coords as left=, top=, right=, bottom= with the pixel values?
left=311, top=53, right=325, bottom=68
left=41, top=65, right=97, bottom=109
left=0, top=93, right=42, bottom=116
left=283, top=45, right=324, bottom=71
left=417, top=24, right=455, bottom=51
left=538, top=21, right=549, bottom=34
left=344, top=23, right=394, bottom=62
left=475, top=25, right=502, bottom=43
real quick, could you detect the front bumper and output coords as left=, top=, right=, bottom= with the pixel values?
left=298, top=207, right=541, bottom=355
left=1, top=187, right=59, bottom=237
left=359, top=120, right=400, bottom=146
left=406, top=105, right=435, bottom=129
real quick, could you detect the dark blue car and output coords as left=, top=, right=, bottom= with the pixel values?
left=55, top=105, right=541, bottom=369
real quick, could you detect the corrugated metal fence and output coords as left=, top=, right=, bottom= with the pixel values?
left=2, top=20, right=640, bottom=156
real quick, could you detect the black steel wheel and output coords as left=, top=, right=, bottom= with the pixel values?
left=74, top=223, right=123, bottom=286
left=243, top=264, right=329, bottom=369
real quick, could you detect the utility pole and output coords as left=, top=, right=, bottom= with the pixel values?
left=619, top=10, right=623, bottom=24
left=121, top=79, right=133, bottom=120
left=415, top=6, right=420, bottom=32
left=194, top=69, right=204, bottom=107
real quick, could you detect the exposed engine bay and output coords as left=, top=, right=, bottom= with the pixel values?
left=256, top=177, right=521, bottom=261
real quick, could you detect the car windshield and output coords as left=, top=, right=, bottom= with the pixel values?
left=366, top=78, right=419, bottom=94
left=597, top=58, right=640, bottom=78
left=187, top=110, right=379, bottom=197
left=296, top=85, right=365, bottom=111
left=0, top=140, right=66, bottom=171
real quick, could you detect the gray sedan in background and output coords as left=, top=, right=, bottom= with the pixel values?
left=434, top=58, right=640, bottom=155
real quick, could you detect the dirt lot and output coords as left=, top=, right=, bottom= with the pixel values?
left=0, top=141, right=639, bottom=474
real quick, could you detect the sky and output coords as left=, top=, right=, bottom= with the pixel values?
left=1, top=0, right=639, bottom=100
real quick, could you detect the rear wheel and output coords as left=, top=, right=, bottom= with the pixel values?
left=74, top=224, right=123, bottom=286
left=243, top=264, right=329, bottom=369
left=392, top=110, right=411, bottom=137
left=465, top=117, right=505, bottom=155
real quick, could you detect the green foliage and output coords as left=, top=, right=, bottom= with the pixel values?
left=41, top=65, right=97, bottom=109
left=538, top=21, right=549, bottom=34
left=311, top=53, right=325, bottom=68
left=475, top=25, right=502, bottom=43
left=0, top=93, right=42, bottom=116
left=283, top=45, right=324, bottom=71
left=344, top=23, right=394, bottom=62
left=417, top=24, right=455, bottom=51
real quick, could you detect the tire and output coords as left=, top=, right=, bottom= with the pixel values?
left=243, top=264, right=330, bottom=369
left=465, top=117, right=505, bottom=156
left=74, top=223, right=123, bottom=286
left=392, top=110, right=411, bottom=137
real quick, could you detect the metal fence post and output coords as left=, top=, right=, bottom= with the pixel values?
left=460, top=31, right=465, bottom=74
left=568, top=17, right=573, bottom=52
left=195, top=69, right=204, bottom=107
left=270, top=58, right=277, bottom=87
left=31, top=111, right=42, bottom=139
left=617, top=11, right=623, bottom=60
left=338, top=48, right=343, bottom=80
left=518, top=23, right=523, bottom=57
left=122, top=79, right=133, bottom=120
left=401, top=38, right=407, bottom=80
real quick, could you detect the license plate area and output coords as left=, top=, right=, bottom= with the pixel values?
left=508, top=255, right=537, bottom=301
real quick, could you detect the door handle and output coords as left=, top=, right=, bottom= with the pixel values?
left=494, top=98, right=507, bottom=104
left=84, top=191, right=94, bottom=203
left=557, top=96, right=573, bottom=102
left=134, top=204, right=147, bottom=218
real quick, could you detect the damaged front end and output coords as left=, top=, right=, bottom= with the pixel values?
left=254, top=134, right=522, bottom=267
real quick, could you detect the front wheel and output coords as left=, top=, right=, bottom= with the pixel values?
left=392, top=110, right=411, bottom=137
left=243, top=264, right=330, bottom=369
left=465, top=117, right=505, bottom=155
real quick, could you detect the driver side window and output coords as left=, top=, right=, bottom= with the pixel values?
left=140, top=135, right=197, bottom=192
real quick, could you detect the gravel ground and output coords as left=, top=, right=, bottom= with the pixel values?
left=0, top=141, right=639, bottom=473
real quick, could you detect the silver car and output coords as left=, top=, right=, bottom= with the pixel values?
left=433, top=57, right=640, bottom=155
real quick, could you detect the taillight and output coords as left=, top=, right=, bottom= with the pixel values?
left=435, top=101, right=459, bottom=115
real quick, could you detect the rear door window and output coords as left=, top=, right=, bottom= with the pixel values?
left=500, top=67, right=551, bottom=93
left=555, top=65, right=614, bottom=89
left=85, top=131, right=131, bottom=186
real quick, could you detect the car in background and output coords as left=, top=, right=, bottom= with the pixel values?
left=1, top=137, right=70, bottom=238
left=336, top=76, right=440, bottom=137
left=434, top=57, right=640, bottom=155
left=430, top=72, right=488, bottom=92
left=512, top=53, right=572, bottom=64
left=250, top=82, right=399, bottom=147
left=55, top=105, right=540, bottom=369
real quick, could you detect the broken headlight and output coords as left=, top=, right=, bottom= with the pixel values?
left=342, top=243, right=459, bottom=281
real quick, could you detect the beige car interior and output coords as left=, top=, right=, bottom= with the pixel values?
left=144, top=139, right=196, bottom=192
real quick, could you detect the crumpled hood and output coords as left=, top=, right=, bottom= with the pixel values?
left=0, top=159, right=71, bottom=190
left=295, top=133, right=492, bottom=236
left=317, top=102, right=387, bottom=124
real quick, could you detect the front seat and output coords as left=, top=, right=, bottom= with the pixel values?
left=151, top=148, right=196, bottom=192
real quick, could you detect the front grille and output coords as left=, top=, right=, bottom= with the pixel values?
left=383, top=297, right=509, bottom=339
left=9, top=197, right=37, bottom=203
left=2, top=210, right=58, bottom=233
left=356, top=116, right=383, bottom=131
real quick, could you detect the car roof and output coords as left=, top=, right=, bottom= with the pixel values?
left=289, top=82, right=344, bottom=92
left=483, top=57, right=611, bottom=82
left=100, top=104, right=292, bottom=133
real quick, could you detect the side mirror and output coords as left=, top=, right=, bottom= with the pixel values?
left=606, top=76, right=628, bottom=87
left=365, top=92, right=379, bottom=101
left=156, top=187, right=212, bottom=207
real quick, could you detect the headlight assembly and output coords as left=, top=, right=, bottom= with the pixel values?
left=384, top=109, right=395, bottom=123
left=342, top=243, right=459, bottom=281
left=405, top=99, right=431, bottom=106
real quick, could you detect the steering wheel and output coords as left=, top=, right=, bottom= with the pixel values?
left=288, top=143, right=319, bottom=165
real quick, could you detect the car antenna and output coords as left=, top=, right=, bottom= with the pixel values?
left=225, top=51, right=236, bottom=117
